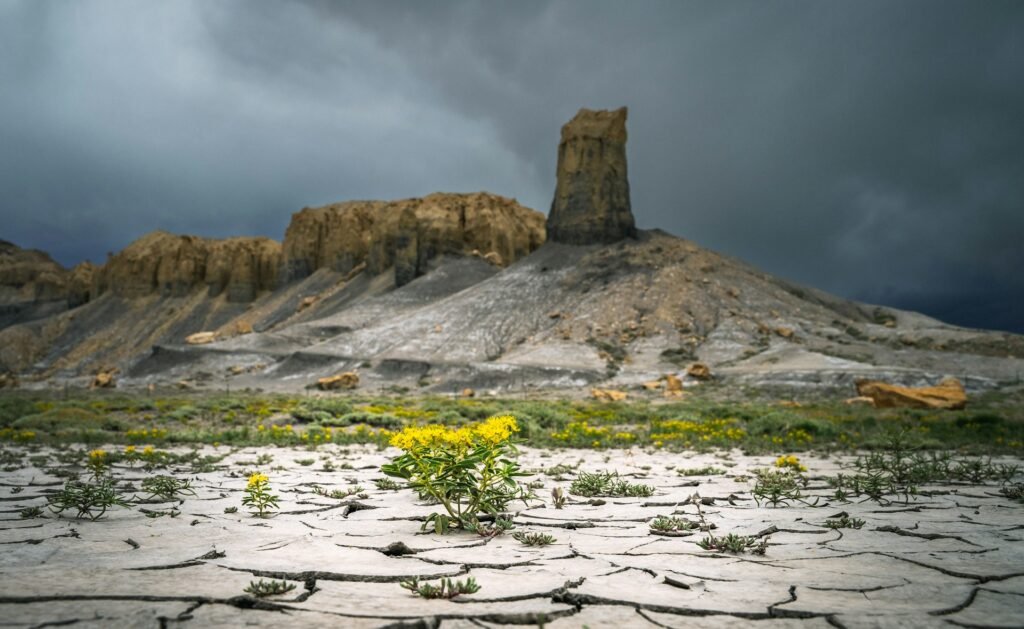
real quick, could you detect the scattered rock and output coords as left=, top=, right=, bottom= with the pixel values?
left=460, top=388, right=475, bottom=398
left=591, top=388, right=627, bottom=402
left=664, top=374, right=684, bottom=397
left=185, top=332, right=218, bottom=345
left=546, top=107, right=636, bottom=244
left=642, top=379, right=662, bottom=391
left=776, top=327, right=795, bottom=339
left=91, top=368, right=117, bottom=389
left=483, top=251, right=504, bottom=266
left=297, top=295, right=319, bottom=312
left=687, top=363, right=712, bottom=380
left=855, top=377, right=967, bottom=410
left=318, top=372, right=360, bottom=390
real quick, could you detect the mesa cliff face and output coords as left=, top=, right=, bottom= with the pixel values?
left=91, top=232, right=282, bottom=302
left=281, top=192, right=546, bottom=286
left=546, top=107, right=636, bottom=245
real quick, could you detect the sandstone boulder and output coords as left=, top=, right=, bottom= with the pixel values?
left=460, top=388, right=475, bottom=398
left=546, top=107, right=636, bottom=244
left=687, top=363, right=712, bottom=380
left=281, top=192, right=545, bottom=287
left=317, top=372, right=360, bottom=390
left=664, top=374, right=684, bottom=397
left=855, top=377, right=967, bottom=410
left=591, top=388, right=627, bottom=402
left=185, top=332, right=218, bottom=345
left=0, top=372, right=18, bottom=389
left=91, top=368, right=117, bottom=389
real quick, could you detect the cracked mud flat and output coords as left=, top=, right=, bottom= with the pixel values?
left=1, top=446, right=1022, bottom=628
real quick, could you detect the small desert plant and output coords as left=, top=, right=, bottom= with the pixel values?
left=399, top=576, right=480, bottom=599
left=295, top=458, right=315, bottom=466
left=224, top=506, right=238, bottom=514
left=140, top=475, right=196, bottom=501
left=1000, top=483, right=1024, bottom=502
left=551, top=486, right=567, bottom=509
left=677, top=466, right=725, bottom=476
left=374, top=477, right=401, bottom=490
left=512, top=531, right=556, bottom=546
left=20, top=506, right=43, bottom=519
left=649, top=515, right=700, bottom=535
left=752, top=468, right=810, bottom=507
left=313, top=485, right=364, bottom=500
left=86, top=449, right=108, bottom=477
left=242, top=473, right=279, bottom=517
left=47, top=477, right=130, bottom=521
left=823, top=514, right=865, bottom=529
left=475, top=517, right=515, bottom=538
left=697, top=532, right=768, bottom=555
left=244, top=579, right=296, bottom=597
left=381, top=415, right=531, bottom=533
left=774, top=454, right=807, bottom=472
left=569, top=470, right=654, bottom=498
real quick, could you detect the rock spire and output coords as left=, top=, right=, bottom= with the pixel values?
left=546, top=107, right=636, bottom=244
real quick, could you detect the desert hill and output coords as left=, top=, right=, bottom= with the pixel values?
left=1, top=108, right=1021, bottom=394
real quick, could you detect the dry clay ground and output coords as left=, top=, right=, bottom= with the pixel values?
left=1, top=445, right=1023, bottom=628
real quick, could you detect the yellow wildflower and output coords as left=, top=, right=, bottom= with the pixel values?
left=124, top=445, right=137, bottom=454
left=143, top=445, right=155, bottom=455
left=775, top=455, right=807, bottom=472
left=88, top=449, right=106, bottom=461
left=247, top=473, right=269, bottom=488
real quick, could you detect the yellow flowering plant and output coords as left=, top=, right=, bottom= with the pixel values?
left=242, top=472, right=279, bottom=517
left=381, top=415, right=531, bottom=533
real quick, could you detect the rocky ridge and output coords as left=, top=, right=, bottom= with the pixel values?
left=1, top=108, right=1022, bottom=393
left=281, top=192, right=545, bottom=286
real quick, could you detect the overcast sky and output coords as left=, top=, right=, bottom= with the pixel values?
left=1, top=0, right=1021, bottom=332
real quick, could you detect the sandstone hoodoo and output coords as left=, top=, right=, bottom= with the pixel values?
left=546, top=107, right=637, bottom=245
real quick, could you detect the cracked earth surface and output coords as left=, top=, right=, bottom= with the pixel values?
left=1, top=445, right=1022, bottom=628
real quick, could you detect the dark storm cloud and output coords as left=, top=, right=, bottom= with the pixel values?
left=1, top=1, right=1022, bottom=331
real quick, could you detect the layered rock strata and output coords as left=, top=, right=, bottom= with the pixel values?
left=280, top=192, right=545, bottom=286
left=91, top=232, right=282, bottom=302
left=546, top=107, right=636, bottom=244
